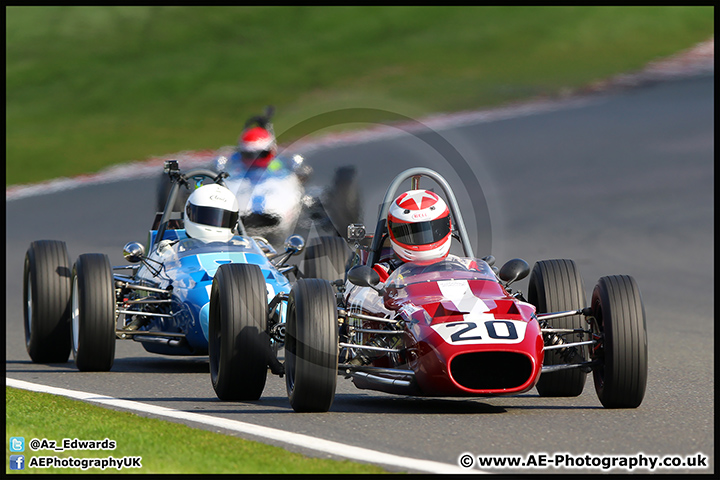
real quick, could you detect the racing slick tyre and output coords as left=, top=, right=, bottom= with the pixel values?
left=209, top=263, right=269, bottom=401
left=325, top=166, right=362, bottom=237
left=285, top=278, right=338, bottom=412
left=528, top=259, right=588, bottom=397
left=24, top=240, right=73, bottom=363
left=71, top=254, right=116, bottom=372
left=590, top=275, right=648, bottom=409
left=302, top=235, right=351, bottom=283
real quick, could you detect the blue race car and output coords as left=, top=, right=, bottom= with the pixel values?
left=23, top=161, right=305, bottom=380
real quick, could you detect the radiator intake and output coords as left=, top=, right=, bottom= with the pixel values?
left=450, top=351, right=532, bottom=390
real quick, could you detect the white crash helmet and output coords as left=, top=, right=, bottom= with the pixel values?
left=184, top=184, right=240, bottom=242
left=387, top=189, right=452, bottom=264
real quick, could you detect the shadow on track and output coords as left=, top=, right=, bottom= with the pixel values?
left=6, top=356, right=210, bottom=374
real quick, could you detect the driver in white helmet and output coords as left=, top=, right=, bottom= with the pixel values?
left=158, top=184, right=241, bottom=254
left=184, top=183, right=240, bottom=243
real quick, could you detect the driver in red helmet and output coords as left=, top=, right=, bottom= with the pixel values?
left=372, top=189, right=453, bottom=282
left=216, top=107, right=310, bottom=181
left=373, top=189, right=484, bottom=283
left=238, top=124, right=278, bottom=169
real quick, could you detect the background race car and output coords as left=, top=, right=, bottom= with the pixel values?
left=156, top=107, right=362, bottom=247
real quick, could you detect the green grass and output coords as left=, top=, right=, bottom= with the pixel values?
left=5, top=387, right=388, bottom=474
left=5, top=6, right=713, bottom=186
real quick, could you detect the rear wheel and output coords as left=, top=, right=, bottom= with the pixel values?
left=71, top=254, right=116, bottom=372
left=590, top=275, right=648, bottom=408
left=302, top=236, right=351, bottom=282
left=209, top=264, right=269, bottom=401
left=23, top=240, right=72, bottom=363
left=528, top=259, right=588, bottom=397
left=285, top=278, right=338, bottom=412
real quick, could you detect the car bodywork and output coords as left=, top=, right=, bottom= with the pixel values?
left=121, top=230, right=291, bottom=356
left=342, top=256, right=544, bottom=396
left=23, top=162, right=303, bottom=371
left=116, top=163, right=299, bottom=357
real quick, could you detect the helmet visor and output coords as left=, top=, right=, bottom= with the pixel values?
left=186, top=204, right=239, bottom=229
left=389, top=216, right=451, bottom=246
left=241, top=149, right=272, bottom=161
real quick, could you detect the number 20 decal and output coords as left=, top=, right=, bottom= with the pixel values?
left=433, top=319, right=527, bottom=345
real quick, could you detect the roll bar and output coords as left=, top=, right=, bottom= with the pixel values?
left=366, top=167, right=474, bottom=266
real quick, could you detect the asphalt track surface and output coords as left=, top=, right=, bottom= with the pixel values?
left=6, top=74, right=714, bottom=474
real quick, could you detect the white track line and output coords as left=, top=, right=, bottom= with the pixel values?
left=7, top=378, right=475, bottom=474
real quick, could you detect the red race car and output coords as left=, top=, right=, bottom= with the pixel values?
left=219, top=167, right=648, bottom=412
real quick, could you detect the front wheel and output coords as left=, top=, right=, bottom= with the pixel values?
left=528, top=259, right=588, bottom=397
left=209, top=263, right=269, bottom=401
left=71, top=254, right=116, bottom=372
left=24, top=240, right=72, bottom=363
left=285, top=278, right=338, bottom=412
left=590, top=275, right=648, bottom=409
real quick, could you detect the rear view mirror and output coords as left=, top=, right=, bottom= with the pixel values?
left=123, top=242, right=145, bottom=263
left=284, top=234, right=305, bottom=255
left=498, top=258, right=530, bottom=286
left=347, top=265, right=380, bottom=288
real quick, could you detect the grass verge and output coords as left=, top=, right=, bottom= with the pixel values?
left=6, top=6, right=713, bottom=186
left=5, top=387, right=388, bottom=474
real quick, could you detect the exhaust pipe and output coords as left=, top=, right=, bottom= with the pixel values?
left=132, top=335, right=186, bottom=347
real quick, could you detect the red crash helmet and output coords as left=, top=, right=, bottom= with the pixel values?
left=387, top=189, right=452, bottom=264
left=239, top=126, right=277, bottom=168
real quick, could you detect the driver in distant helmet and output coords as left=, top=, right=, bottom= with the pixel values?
left=217, top=107, right=286, bottom=174
left=372, top=189, right=453, bottom=282
left=214, top=107, right=312, bottom=183
left=238, top=125, right=278, bottom=169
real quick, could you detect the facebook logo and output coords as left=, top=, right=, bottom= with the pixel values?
left=10, top=437, right=25, bottom=452
left=10, top=455, right=25, bottom=470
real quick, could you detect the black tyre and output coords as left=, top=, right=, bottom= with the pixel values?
left=23, top=240, right=72, bottom=363
left=590, top=275, right=648, bottom=409
left=528, top=259, right=588, bottom=396
left=71, top=254, right=116, bottom=372
left=302, top=235, right=351, bottom=282
left=285, top=278, right=338, bottom=412
left=209, top=263, right=269, bottom=401
left=325, top=166, right=361, bottom=236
